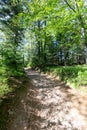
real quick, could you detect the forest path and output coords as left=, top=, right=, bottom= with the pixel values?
left=8, top=69, right=87, bottom=130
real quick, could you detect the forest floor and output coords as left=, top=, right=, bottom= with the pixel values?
left=6, top=69, right=87, bottom=130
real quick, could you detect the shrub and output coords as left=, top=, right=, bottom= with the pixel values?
left=44, top=65, right=87, bottom=88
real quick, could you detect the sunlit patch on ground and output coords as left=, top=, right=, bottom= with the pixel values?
left=7, top=69, right=87, bottom=130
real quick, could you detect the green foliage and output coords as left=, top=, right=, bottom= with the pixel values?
left=27, top=56, right=46, bottom=69
left=7, top=68, right=24, bottom=77
left=0, top=66, right=25, bottom=111
left=23, top=0, right=87, bottom=67
left=76, top=71, right=87, bottom=86
left=0, top=0, right=24, bottom=75
left=0, top=0, right=87, bottom=95
left=0, top=66, right=10, bottom=98
left=0, top=85, right=12, bottom=97
left=0, top=1, right=87, bottom=128
left=44, top=65, right=87, bottom=88
left=0, top=64, right=24, bottom=99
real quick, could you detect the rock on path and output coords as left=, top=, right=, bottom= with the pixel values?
left=8, top=69, right=87, bottom=130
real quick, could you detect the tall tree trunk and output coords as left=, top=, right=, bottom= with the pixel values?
left=37, top=20, right=41, bottom=60
left=43, top=20, right=47, bottom=62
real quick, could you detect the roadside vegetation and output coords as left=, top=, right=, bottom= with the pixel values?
left=44, top=65, right=87, bottom=91
left=0, top=66, right=10, bottom=99
left=0, top=0, right=87, bottom=129
left=0, top=0, right=87, bottom=100
left=0, top=65, right=24, bottom=101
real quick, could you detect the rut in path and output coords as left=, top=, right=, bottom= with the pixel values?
left=8, top=69, right=87, bottom=130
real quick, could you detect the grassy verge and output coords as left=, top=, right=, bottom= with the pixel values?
left=0, top=66, right=25, bottom=101
left=0, top=66, right=12, bottom=100
left=0, top=66, right=27, bottom=130
left=43, top=65, right=87, bottom=91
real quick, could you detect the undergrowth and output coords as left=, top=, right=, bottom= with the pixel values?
left=0, top=66, right=25, bottom=100
left=44, top=65, right=87, bottom=90
left=0, top=65, right=26, bottom=130
left=0, top=66, right=11, bottom=99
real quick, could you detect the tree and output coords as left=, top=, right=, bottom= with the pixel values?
left=1, top=0, right=86, bottom=69
left=0, top=0, right=24, bottom=75
left=64, top=0, right=87, bottom=64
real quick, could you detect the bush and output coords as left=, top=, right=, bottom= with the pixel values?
left=76, top=71, right=87, bottom=86
left=0, top=84, right=12, bottom=97
left=44, top=65, right=87, bottom=88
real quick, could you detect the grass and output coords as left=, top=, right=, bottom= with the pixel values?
left=0, top=66, right=11, bottom=99
left=0, top=65, right=25, bottom=100
left=44, top=64, right=87, bottom=91
left=0, top=65, right=26, bottom=130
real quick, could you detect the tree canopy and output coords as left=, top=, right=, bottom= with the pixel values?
left=0, top=0, right=87, bottom=70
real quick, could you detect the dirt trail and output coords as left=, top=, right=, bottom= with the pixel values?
left=7, top=69, right=87, bottom=130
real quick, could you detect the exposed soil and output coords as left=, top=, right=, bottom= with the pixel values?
left=6, top=69, right=87, bottom=130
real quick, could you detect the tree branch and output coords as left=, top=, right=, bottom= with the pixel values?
left=64, top=0, right=76, bottom=13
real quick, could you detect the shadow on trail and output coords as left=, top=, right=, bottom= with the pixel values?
left=6, top=69, right=87, bottom=130
left=25, top=70, right=87, bottom=130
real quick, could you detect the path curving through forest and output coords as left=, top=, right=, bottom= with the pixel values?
left=7, top=69, right=87, bottom=130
